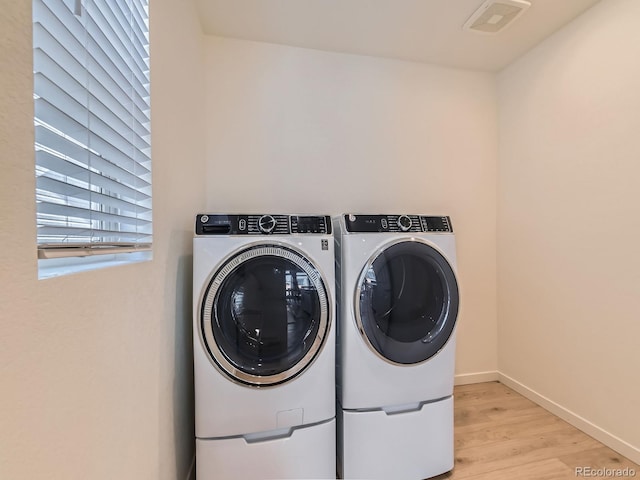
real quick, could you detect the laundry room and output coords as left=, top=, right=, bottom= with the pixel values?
left=0, top=0, right=638, bottom=479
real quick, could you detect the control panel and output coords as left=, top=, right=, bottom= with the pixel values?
left=343, top=214, right=452, bottom=233
left=196, top=214, right=332, bottom=235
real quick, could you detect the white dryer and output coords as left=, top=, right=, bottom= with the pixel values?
left=334, top=214, right=460, bottom=480
left=193, top=214, right=336, bottom=480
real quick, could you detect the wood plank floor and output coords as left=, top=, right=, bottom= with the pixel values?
left=433, top=382, right=639, bottom=480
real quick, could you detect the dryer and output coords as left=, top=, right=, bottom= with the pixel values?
left=193, top=214, right=336, bottom=479
left=334, top=214, right=460, bottom=480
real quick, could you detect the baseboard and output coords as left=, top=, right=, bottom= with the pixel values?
left=498, top=372, right=640, bottom=465
left=454, top=371, right=499, bottom=385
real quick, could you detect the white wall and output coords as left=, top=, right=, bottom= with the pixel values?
left=0, top=0, right=205, bottom=478
left=203, top=37, right=499, bottom=378
left=498, top=0, right=640, bottom=462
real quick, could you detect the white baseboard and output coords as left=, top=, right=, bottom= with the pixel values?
left=454, top=371, right=500, bottom=386
left=498, top=372, right=640, bottom=465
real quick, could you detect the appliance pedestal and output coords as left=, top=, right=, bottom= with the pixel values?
left=338, top=396, right=453, bottom=480
left=196, top=418, right=336, bottom=479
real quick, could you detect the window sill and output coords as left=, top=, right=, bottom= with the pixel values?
left=38, top=250, right=152, bottom=279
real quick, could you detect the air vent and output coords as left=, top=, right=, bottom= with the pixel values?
left=463, top=0, right=531, bottom=34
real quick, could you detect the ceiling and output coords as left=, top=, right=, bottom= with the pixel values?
left=194, top=0, right=601, bottom=72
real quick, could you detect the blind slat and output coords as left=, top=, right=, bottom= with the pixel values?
left=37, top=225, right=151, bottom=241
left=38, top=242, right=151, bottom=259
left=38, top=201, right=151, bottom=228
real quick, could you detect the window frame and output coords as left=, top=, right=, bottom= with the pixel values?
left=32, top=0, right=152, bottom=278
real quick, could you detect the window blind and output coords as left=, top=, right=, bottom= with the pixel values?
left=33, top=0, right=151, bottom=259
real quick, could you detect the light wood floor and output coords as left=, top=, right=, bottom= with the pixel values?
left=433, top=382, right=639, bottom=480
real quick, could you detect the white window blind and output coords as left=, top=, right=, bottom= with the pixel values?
left=33, top=0, right=151, bottom=261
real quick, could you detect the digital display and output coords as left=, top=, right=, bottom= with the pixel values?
left=298, top=216, right=321, bottom=228
left=292, top=216, right=329, bottom=234
left=425, top=217, right=445, bottom=230
left=423, top=216, right=452, bottom=232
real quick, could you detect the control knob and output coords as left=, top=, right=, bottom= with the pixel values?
left=258, top=215, right=276, bottom=234
left=397, top=215, right=412, bottom=232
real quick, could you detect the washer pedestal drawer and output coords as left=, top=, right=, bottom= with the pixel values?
left=338, top=396, right=453, bottom=480
left=196, top=418, right=336, bottom=480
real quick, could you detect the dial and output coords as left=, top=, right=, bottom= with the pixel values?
left=258, top=215, right=276, bottom=234
left=397, top=215, right=412, bottom=232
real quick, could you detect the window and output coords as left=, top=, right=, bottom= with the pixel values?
left=33, top=0, right=151, bottom=278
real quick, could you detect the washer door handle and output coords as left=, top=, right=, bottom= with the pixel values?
left=382, top=402, right=422, bottom=415
left=243, top=427, right=294, bottom=444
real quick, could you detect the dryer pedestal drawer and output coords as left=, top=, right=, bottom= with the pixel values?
left=338, top=396, right=453, bottom=480
left=196, top=418, right=336, bottom=479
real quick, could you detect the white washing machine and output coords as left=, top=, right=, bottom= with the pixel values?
left=193, top=214, right=336, bottom=480
left=334, top=214, right=460, bottom=480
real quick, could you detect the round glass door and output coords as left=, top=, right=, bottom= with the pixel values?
left=355, top=239, right=459, bottom=365
left=200, top=244, right=330, bottom=387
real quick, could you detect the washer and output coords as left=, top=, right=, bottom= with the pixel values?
left=193, top=214, right=336, bottom=480
left=334, top=214, right=460, bottom=480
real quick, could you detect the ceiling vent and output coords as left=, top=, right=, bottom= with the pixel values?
left=463, top=0, right=531, bottom=34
